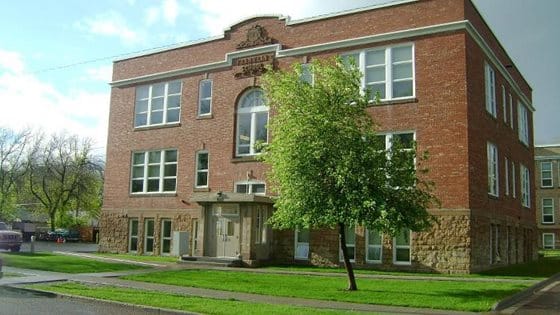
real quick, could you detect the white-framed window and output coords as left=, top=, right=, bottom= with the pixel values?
left=134, top=81, right=181, bottom=127
left=487, top=142, right=499, bottom=197
left=543, top=233, right=555, bottom=249
left=377, top=132, right=415, bottom=150
left=484, top=62, right=497, bottom=118
left=236, top=88, right=268, bottom=156
left=521, top=164, right=530, bottom=208
left=300, top=63, right=313, bottom=84
left=161, top=219, right=172, bottom=255
left=198, top=79, right=212, bottom=116
left=294, top=228, right=310, bottom=260
left=340, top=225, right=356, bottom=262
left=490, top=224, right=500, bottom=264
left=254, top=205, right=267, bottom=244
left=505, top=157, right=510, bottom=196
left=509, top=93, right=514, bottom=129
left=128, top=218, right=139, bottom=253
left=541, top=162, right=553, bottom=188
left=342, top=44, right=414, bottom=101
left=191, top=219, right=199, bottom=255
left=131, top=149, right=177, bottom=194
left=542, top=198, right=554, bottom=224
left=195, top=151, right=209, bottom=188
left=144, top=218, right=155, bottom=254
left=512, top=162, right=517, bottom=198
left=502, top=85, right=507, bottom=123
left=366, top=229, right=383, bottom=263
left=235, top=181, right=266, bottom=195
left=517, top=101, right=529, bottom=145
left=393, top=229, right=411, bottom=265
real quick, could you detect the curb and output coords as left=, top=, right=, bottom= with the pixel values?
left=492, top=272, right=560, bottom=312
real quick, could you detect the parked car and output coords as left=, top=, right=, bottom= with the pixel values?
left=47, top=228, right=80, bottom=242
left=0, top=222, right=23, bottom=252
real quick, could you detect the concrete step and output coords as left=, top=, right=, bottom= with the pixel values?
left=179, top=256, right=242, bottom=267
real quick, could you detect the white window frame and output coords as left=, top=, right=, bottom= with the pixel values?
left=542, top=198, right=554, bottom=224
left=134, top=81, right=182, bottom=127
left=393, top=229, right=411, bottom=265
left=505, top=157, right=509, bottom=196
left=490, top=224, right=500, bottom=264
left=502, top=85, right=507, bottom=123
left=339, top=225, right=356, bottom=263
left=131, top=149, right=177, bottom=194
left=517, top=101, right=529, bottom=145
left=234, top=181, right=266, bottom=195
left=366, top=229, right=383, bottom=264
left=541, top=161, right=553, bottom=188
left=487, top=142, right=499, bottom=197
left=128, top=218, right=139, bottom=253
left=484, top=62, right=497, bottom=118
left=512, top=162, right=516, bottom=198
left=254, top=205, right=267, bottom=245
left=521, top=164, right=530, bottom=208
left=195, top=151, right=209, bottom=188
left=508, top=93, right=514, bottom=129
left=543, top=233, right=555, bottom=250
left=160, top=219, right=172, bottom=255
left=144, top=218, right=155, bottom=254
left=342, top=43, right=415, bottom=102
left=236, top=88, right=268, bottom=156
left=294, top=228, right=310, bottom=260
left=198, top=79, right=213, bottom=117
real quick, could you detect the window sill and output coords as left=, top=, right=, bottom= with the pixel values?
left=488, top=193, right=499, bottom=199
left=540, top=186, right=554, bottom=189
left=196, top=114, right=213, bottom=120
left=231, top=156, right=260, bottom=163
left=134, top=123, right=181, bottom=131
left=193, top=187, right=210, bottom=192
left=369, top=97, right=418, bottom=107
left=129, top=192, right=177, bottom=198
left=393, top=261, right=412, bottom=266
left=541, top=222, right=555, bottom=225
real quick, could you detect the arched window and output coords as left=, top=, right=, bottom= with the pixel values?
left=236, top=88, right=268, bottom=156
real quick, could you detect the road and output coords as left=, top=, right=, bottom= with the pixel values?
left=0, top=286, right=186, bottom=315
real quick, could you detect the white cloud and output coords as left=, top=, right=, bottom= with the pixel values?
left=84, top=65, right=113, bottom=82
left=76, top=11, right=142, bottom=45
left=0, top=50, right=110, bottom=151
left=163, top=0, right=179, bottom=25
left=145, top=6, right=160, bottom=26
left=144, top=0, right=181, bottom=26
left=0, top=49, right=26, bottom=74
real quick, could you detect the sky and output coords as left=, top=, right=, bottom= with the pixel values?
left=0, top=0, right=559, bottom=155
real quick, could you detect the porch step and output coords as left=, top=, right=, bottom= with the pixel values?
left=179, top=256, right=243, bottom=267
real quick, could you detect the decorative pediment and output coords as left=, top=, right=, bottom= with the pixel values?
left=237, top=25, right=274, bottom=49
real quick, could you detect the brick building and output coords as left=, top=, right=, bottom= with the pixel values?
left=99, top=0, right=537, bottom=273
left=535, top=145, right=560, bottom=250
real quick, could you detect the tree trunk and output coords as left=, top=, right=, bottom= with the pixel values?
left=339, top=222, right=357, bottom=291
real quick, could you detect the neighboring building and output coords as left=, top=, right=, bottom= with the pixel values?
left=99, top=0, right=537, bottom=273
left=535, top=145, right=560, bottom=250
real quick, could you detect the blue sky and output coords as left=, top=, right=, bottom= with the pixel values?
left=1, top=0, right=558, bottom=153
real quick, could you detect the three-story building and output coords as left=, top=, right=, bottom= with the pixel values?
left=535, top=145, right=560, bottom=250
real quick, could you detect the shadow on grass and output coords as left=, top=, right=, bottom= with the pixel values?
left=478, top=256, right=560, bottom=278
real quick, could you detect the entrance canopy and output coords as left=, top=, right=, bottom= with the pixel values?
left=190, top=192, right=274, bottom=205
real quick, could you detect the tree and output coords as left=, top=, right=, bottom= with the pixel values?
left=26, top=132, right=103, bottom=231
left=261, top=58, right=438, bottom=291
left=0, top=127, right=31, bottom=221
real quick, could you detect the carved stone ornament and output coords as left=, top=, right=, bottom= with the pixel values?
left=237, top=25, right=274, bottom=49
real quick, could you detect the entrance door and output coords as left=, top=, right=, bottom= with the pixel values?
left=208, top=204, right=240, bottom=258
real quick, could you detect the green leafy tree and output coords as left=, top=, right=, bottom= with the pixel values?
left=261, top=58, right=438, bottom=291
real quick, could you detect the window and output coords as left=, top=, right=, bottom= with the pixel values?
left=509, top=93, right=514, bottom=129
left=236, top=88, right=268, bottom=156
left=128, top=218, right=139, bottom=252
left=191, top=219, right=199, bottom=255
left=161, top=219, right=172, bottom=255
left=541, top=162, right=553, bottom=187
left=490, top=224, right=500, bottom=264
left=294, top=229, right=310, bottom=260
left=300, top=63, right=313, bottom=84
left=198, top=79, right=212, bottom=116
left=254, top=206, right=267, bottom=244
left=543, top=233, right=555, bottom=249
left=235, top=181, right=266, bottom=195
left=366, top=229, right=383, bottom=263
left=131, top=149, right=177, bottom=194
left=502, top=85, right=507, bottom=123
left=521, top=164, right=530, bottom=208
left=195, top=151, right=209, bottom=188
left=393, top=229, right=411, bottom=264
left=512, top=162, right=516, bottom=198
left=135, top=81, right=181, bottom=127
left=340, top=226, right=356, bottom=262
left=342, top=44, right=414, bottom=101
left=542, top=198, right=554, bottom=224
left=505, top=157, right=509, bottom=196
left=487, top=142, right=499, bottom=197
left=518, top=102, right=529, bottom=145
left=484, top=62, right=497, bottom=118
left=377, top=132, right=415, bottom=150
left=144, top=218, right=155, bottom=253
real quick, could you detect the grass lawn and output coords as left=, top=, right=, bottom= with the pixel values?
left=94, top=253, right=178, bottom=263
left=479, top=256, right=560, bottom=278
left=123, top=269, right=529, bottom=312
left=0, top=252, right=146, bottom=273
left=29, top=282, right=365, bottom=315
